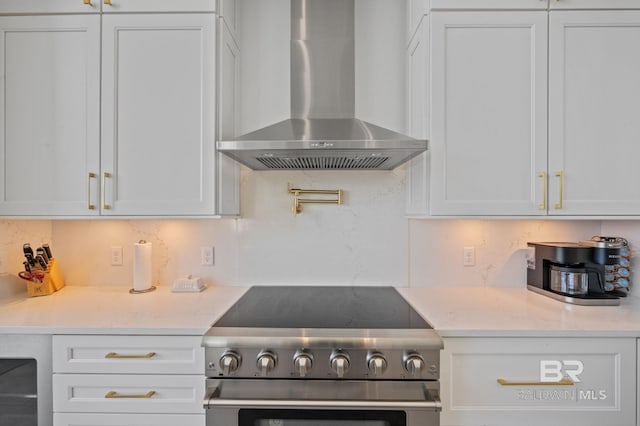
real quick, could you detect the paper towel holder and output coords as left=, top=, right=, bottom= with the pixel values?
left=130, top=240, right=157, bottom=294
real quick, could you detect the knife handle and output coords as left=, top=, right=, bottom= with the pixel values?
left=42, top=244, right=53, bottom=260
left=36, top=247, right=49, bottom=264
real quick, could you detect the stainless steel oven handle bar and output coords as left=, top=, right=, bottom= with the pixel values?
left=204, top=387, right=442, bottom=410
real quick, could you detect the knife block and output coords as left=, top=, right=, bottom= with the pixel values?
left=26, top=259, right=65, bottom=297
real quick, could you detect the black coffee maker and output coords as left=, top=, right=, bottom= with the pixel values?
left=527, top=237, right=629, bottom=306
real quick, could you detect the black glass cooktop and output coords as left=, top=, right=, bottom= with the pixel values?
left=213, top=286, right=431, bottom=329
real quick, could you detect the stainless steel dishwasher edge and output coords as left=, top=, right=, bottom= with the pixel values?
left=0, top=334, right=52, bottom=426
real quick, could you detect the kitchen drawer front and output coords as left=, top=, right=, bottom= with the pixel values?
left=53, top=335, right=203, bottom=374
left=550, top=0, right=640, bottom=9
left=53, top=374, right=205, bottom=414
left=431, top=0, right=548, bottom=10
left=54, top=413, right=204, bottom=426
left=442, top=337, right=636, bottom=426
left=0, top=0, right=99, bottom=14
left=100, top=0, right=215, bottom=13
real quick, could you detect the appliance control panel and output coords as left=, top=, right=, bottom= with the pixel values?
left=205, top=347, right=439, bottom=380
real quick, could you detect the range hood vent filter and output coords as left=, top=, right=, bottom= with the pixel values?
left=257, top=155, right=391, bottom=170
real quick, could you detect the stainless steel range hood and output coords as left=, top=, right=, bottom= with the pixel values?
left=218, top=0, right=428, bottom=171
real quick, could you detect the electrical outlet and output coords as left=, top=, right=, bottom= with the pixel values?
left=463, top=246, right=475, bottom=267
left=111, top=246, right=123, bottom=266
left=201, top=246, right=214, bottom=266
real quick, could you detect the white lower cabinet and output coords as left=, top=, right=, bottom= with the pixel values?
left=441, top=337, right=636, bottom=426
left=52, top=335, right=205, bottom=426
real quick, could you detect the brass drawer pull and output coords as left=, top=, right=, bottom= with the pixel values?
left=105, top=351, right=156, bottom=359
left=538, top=171, right=547, bottom=210
left=105, top=390, right=156, bottom=399
left=497, top=378, right=574, bottom=386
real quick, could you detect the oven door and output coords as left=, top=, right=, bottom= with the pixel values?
left=204, top=379, right=440, bottom=426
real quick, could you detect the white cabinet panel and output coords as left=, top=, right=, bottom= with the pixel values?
left=53, top=335, right=203, bottom=374
left=55, top=413, right=204, bottom=426
left=431, top=0, right=548, bottom=10
left=442, top=337, right=637, bottom=426
left=548, top=11, right=640, bottom=215
left=53, top=374, right=205, bottom=414
left=0, top=15, right=101, bottom=216
left=430, top=11, right=548, bottom=216
left=550, top=0, right=640, bottom=9
left=405, top=18, right=430, bottom=215
left=100, top=0, right=215, bottom=13
left=101, top=13, right=216, bottom=215
left=0, top=0, right=99, bottom=14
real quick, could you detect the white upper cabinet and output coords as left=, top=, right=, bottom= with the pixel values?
left=410, top=0, right=640, bottom=217
left=0, top=2, right=238, bottom=217
left=101, top=13, right=216, bottom=216
left=0, top=15, right=101, bottom=216
left=548, top=10, right=640, bottom=215
left=429, top=11, right=548, bottom=216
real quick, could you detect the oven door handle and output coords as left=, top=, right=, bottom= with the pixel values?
left=204, top=385, right=442, bottom=411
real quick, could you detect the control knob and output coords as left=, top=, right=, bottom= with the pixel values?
left=219, top=351, right=241, bottom=375
left=330, top=350, right=350, bottom=378
left=403, top=352, right=425, bottom=377
left=367, top=352, right=388, bottom=377
left=256, top=351, right=276, bottom=376
left=293, top=350, right=313, bottom=377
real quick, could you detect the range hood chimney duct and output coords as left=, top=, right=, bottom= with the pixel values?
left=217, top=0, right=428, bottom=170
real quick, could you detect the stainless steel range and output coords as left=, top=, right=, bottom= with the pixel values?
left=202, top=286, right=442, bottom=426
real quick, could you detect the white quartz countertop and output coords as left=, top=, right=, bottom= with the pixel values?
left=0, top=285, right=248, bottom=335
left=1, top=285, right=639, bottom=337
left=398, top=286, right=640, bottom=338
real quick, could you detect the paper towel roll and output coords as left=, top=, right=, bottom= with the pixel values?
left=133, top=241, right=152, bottom=291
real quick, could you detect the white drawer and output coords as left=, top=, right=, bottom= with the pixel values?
left=53, top=374, right=204, bottom=414
left=54, top=413, right=204, bottom=426
left=100, top=0, right=215, bottom=13
left=441, top=337, right=636, bottom=426
left=431, top=0, right=548, bottom=10
left=0, top=0, right=99, bottom=14
left=53, top=335, right=203, bottom=374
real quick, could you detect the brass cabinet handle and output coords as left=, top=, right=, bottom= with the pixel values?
left=105, top=390, right=156, bottom=399
left=554, top=171, right=564, bottom=209
left=538, top=171, right=547, bottom=210
left=105, top=351, right=156, bottom=359
left=104, top=0, right=112, bottom=5
left=88, top=172, right=96, bottom=210
left=102, top=172, right=111, bottom=210
left=497, top=378, right=574, bottom=386
left=83, top=0, right=92, bottom=5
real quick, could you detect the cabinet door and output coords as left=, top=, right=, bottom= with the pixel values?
left=430, top=12, right=548, bottom=216
left=0, top=15, right=100, bottom=216
left=442, top=337, right=637, bottom=426
left=548, top=11, right=640, bottom=215
left=431, top=0, right=549, bottom=10
left=405, top=19, right=430, bottom=216
left=101, top=14, right=216, bottom=216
